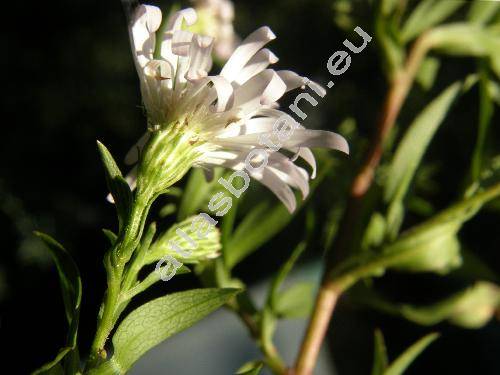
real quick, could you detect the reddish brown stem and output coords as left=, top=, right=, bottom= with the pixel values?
left=293, top=35, right=430, bottom=375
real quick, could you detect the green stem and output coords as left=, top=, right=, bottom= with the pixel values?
left=88, top=192, right=153, bottom=367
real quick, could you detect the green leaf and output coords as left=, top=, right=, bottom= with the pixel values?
left=268, top=242, right=307, bottom=311
left=427, top=23, right=500, bottom=57
left=96, top=141, right=132, bottom=230
left=381, top=0, right=400, bottom=16
left=225, top=158, right=332, bottom=269
left=384, top=333, right=439, bottom=375
left=35, top=232, right=81, bottom=347
left=470, top=66, right=494, bottom=182
left=177, top=168, right=223, bottom=220
left=401, top=0, right=465, bottom=42
left=468, top=0, right=500, bottom=25
left=32, top=347, right=71, bottom=375
left=236, top=361, right=263, bottom=375
left=371, top=329, right=388, bottom=375
left=102, top=228, right=117, bottom=246
left=416, top=57, right=440, bottom=91
left=274, top=282, right=315, bottom=318
left=384, top=82, right=462, bottom=237
left=106, top=288, right=239, bottom=372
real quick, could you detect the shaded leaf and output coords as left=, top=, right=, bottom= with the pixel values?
left=371, top=329, right=388, bottom=375
left=35, top=232, right=81, bottom=347
left=401, top=0, right=465, bottom=42
left=385, top=82, right=462, bottom=237
left=177, top=168, right=223, bottom=220
left=384, top=333, right=439, bottom=375
left=102, top=229, right=117, bottom=246
left=274, top=282, right=315, bottom=318
left=268, top=242, right=307, bottom=311
left=32, top=347, right=71, bottom=375
left=236, top=361, right=263, bottom=375
left=416, top=57, right=440, bottom=91
left=468, top=0, right=500, bottom=25
left=97, top=141, right=132, bottom=230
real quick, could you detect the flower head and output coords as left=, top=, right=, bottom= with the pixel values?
left=124, top=3, right=348, bottom=211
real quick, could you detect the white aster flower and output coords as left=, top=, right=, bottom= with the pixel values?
left=123, top=3, right=348, bottom=212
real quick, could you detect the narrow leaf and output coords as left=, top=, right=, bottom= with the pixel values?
left=177, top=168, right=223, bottom=220
left=384, top=333, right=439, bottom=375
left=371, top=329, right=388, bottom=375
left=268, top=242, right=307, bottom=311
left=34, top=232, right=81, bottom=347
left=32, top=347, right=71, bottom=375
left=97, top=141, right=132, bottom=229
left=401, top=0, right=465, bottom=42
left=274, top=282, right=315, bottom=318
left=468, top=0, right=500, bottom=25
left=236, top=361, right=263, bottom=375
left=107, top=288, right=239, bottom=372
left=384, top=82, right=462, bottom=237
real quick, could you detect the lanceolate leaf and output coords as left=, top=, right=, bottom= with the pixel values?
left=267, top=242, right=306, bottom=313
left=401, top=0, right=465, bottom=42
left=371, top=329, right=388, bottom=375
left=274, top=282, right=315, bottom=318
left=471, top=67, right=494, bottom=182
left=385, top=82, right=462, bottom=203
left=104, top=288, right=239, bottom=372
left=225, top=159, right=332, bottom=269
left=34, top=232, right=81, bottom=346
left=468, top=0, right=500, bottom=25
left=384, top=82, right=462, bottom=237
left=177, top=167, right=223, bottom=221
left=384, top=333, right=439, bottom=375
left=34, top=232, right=82, bottom=374
left=32, top=347, right=71, bottom=375
left=97, top=141, right=132, bottom=230
left=236, top=361, right=264, bottom=375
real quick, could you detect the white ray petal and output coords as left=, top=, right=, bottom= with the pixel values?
left=172, top=30, right=194, bottom=56
left=186, top=35, right=214, bottom=81
left=221, top=26, right=276, bottom=82
left=130, top=5, right=162, bottom=70
left=125, top=132, right=151, bottom=165
left=277, top=70, right=307, bottom=92
left=235, top=49, right=279, bottom=85
left=233, top=70, right=286, bottom=115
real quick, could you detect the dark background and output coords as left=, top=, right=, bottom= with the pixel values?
left=1, top=0, right=499, bottom=374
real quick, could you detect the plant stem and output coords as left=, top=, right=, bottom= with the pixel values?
left=293, top=35, right=430, bottom=375
left=229, top=300, right=287, bottom=374
left=88, top=193, right=152, bottom=368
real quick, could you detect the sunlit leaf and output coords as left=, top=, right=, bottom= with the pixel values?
left=97, top=288, right=239, bottom=372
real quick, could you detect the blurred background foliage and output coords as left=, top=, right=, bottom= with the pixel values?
left=1, top=0, right=500, bottom=374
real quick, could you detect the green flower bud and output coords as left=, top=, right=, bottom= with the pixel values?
left=448, top=282, right=500, bottom=329
left=136, top=125, right=207, bottom=197
left=401, top=282, right=500, bottom=329
left=391, top=230, right=462, bottom=274
left=145, top=215, right=221, bottom=265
